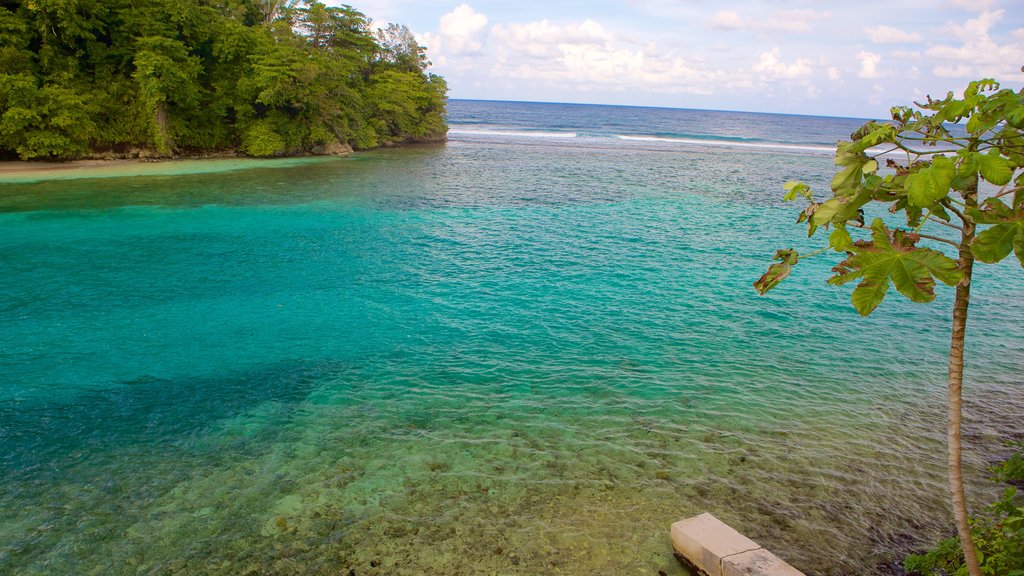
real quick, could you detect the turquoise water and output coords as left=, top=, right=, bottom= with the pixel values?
left=2, top=106, right=1023, bottom=575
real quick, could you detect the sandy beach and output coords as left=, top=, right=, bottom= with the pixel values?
left=0, top=156, right=344, bottom=183
left=0, top=159, right=148, bottom=175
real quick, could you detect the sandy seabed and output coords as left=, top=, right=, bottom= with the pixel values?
left=0, top=156, right=342, bottom=183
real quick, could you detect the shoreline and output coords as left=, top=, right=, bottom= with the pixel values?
left=0, top=139, right=447, bottom=183
left=0, top=156, right=344, bottom=184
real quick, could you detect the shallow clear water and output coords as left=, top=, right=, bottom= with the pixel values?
left=1, top=103, right=1022, bottom=576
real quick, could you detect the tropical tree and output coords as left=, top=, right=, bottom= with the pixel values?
left=0, top=0, right=447, bottom=159
left=375, top=22, right=429, bottom=72
left=754, top=79, right=1024, bottom=576
left=132, top=36, right=202, bottom=155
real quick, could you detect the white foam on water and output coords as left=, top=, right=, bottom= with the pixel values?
left=448, top=129, right=578, bottom=139
left=615, top=134, right=836, bottom=153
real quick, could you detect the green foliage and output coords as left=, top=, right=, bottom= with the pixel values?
left=753, top=249, right=798, bottom=294
left=905, top=466, right=1024, bottom=576
left=376, top=23, right=430, bottom=72
left=0, top=0, right=448, bottom=160
left=755, top=79, right=1024, bottom=310
left=993, top=445, right=1024, bottom=487
left=969, top=197, right=1024, bottom=266
left=241, top=119, right=285, bottom=157
left=829, top=219, right=962, bottom=315
left=351, top=123, right=380, bottom=149
left=0, top=73, right=97, bottom=159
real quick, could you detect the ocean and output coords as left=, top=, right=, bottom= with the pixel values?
left=0, top=100, right=1021, bottom=575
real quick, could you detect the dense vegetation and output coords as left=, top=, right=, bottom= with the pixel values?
left=0, top=0, right=447, bottom=160
left=905, top=446, right=1024, bottom=576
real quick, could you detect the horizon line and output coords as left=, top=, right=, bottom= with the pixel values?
left=446, top=97, right=879, bottom=122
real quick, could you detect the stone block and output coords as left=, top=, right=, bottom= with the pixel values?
left=670, top=513, right=760, bottom=576
left=722, top=548, right=805, bottom=576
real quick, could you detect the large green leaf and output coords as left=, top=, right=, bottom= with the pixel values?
left=828, top=219, right=962, bottom=315
left=973, top=223, right=1024, bottom=264
left=810, top=198, right=843, bottom=228
left=975, top=151, right=1013, bottom=185
left=969, top=198, right=1024, bottom=267
left=905, top=156, right=956, bottom=207
left=754, top=249, right=798, bottom=295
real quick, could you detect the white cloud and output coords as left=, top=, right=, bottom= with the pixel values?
left=411, top=0, right=1023, bottom=116
left=753, top=48, right=812, bottom=79
left=488, top=19, right=724, bottom=94
left=483, top=19, right=821, bottom=97
left=925, top=10, right=1024, bottom=79
left=864, top=25, right=923, bottom=44
left=420, top=4, right=488, bottom=61
left=857, top=51, right=890, bottom=79
left=708, top=9, right=830, bottom=33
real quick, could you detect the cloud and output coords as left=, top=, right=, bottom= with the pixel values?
left=485, top=19, right=829, bottom=97
left=487, top=19, right=711, bottom=93
left=420, top=4, right=488, bottom=60
left=707, top=9, right=830, bottom=33
left=412, top=0, right=1023, bottom=116
left=856, top=51, right=891, bottom=79
left=753, top=48, right=812, bottom=79
left=864, top=25, right=923, bottom=44
left=925, top=10, right=1024, bottom=79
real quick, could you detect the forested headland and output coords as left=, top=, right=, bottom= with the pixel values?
left=0, top=0, right=448, bottom=160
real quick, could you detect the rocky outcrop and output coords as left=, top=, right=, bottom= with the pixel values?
left=310, top=141, right=353, bottom=156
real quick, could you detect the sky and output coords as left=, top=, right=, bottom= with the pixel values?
left=346, top=0, right=1024, bottom=118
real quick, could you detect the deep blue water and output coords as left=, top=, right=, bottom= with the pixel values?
left=0, top=101, right=1021, bottom=576
left=447, top=99, right=871, bottom=152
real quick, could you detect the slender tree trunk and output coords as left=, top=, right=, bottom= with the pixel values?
left=949, top=181, right=981, bottom=576
left=155, top=100, right=173, bottom=157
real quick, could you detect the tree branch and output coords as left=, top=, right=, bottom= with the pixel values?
left=928, top=216, right=964, bottom=231
left=942, top=199, right=968, bottom=222
left=916, top=233, right=960, bottom=248
left=991, top=186, right=1022, bottom=200
left=847, top=220, right=959, bottom=247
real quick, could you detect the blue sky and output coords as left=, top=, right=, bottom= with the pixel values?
left=349, top=0, right=1024, bottom=118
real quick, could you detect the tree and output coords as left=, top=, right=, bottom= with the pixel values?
left=132, top=36, right=202, bottom=155
left=375, top=23, right=429, bottom=72
left=291, top=1, right=375, bottom=54
left=0, top=0, right=447, bottom=159
left=0, top=73, right=97, bottom=159
left=754, top=79, right=1024, bottom=576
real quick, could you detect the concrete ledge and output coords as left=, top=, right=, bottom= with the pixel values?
left=670, top=513, right=805, bottom=576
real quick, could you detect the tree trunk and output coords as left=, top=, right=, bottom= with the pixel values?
left=155, top=100, right=173, bottom=157
left=949, top=182, right=981, bottom=576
